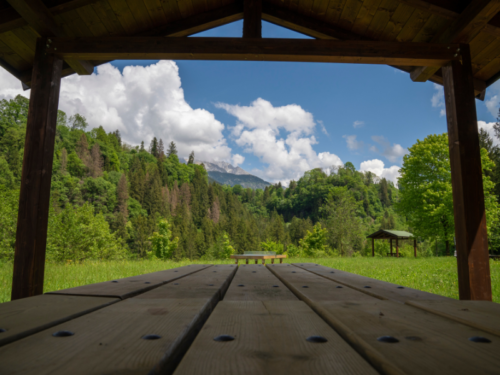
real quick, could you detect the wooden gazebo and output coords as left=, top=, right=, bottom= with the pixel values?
left=367, top=229, right=416, bottom=258
left=1, top=0, right=499, bottom=302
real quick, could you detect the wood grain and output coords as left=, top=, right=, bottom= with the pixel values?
left=45, top=36, right=460, bottom=66
left=0, top=294, right=118, bottom=347
left=268, top=264, right=377, bottom=302
left=0, top=265, right=237, bottom=375
left=407, top=299, right=500, bottom=337
left=293, top=263, right=450, bottom=303
left=48, top=264, right=210, bottom=299
left=313, top=300, right=500, bottom=375
left=173, top=300, right=378, bottom=375
left=223, top=264, right=297, bottom=301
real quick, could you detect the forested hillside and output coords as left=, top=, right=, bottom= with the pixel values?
left=0, top=95, right=427, bottom=262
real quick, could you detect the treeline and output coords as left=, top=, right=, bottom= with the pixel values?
left=0, top=95, right=408, bottom=262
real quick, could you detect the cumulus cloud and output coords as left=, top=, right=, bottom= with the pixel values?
left=371, top=135, right=407, bottom=162
left=431, top=84, right=446, bottom=117
left=216, top=98, right=342, bottom=184
left=478, top=121, right=500, bottom=146
left=359, top=159, right=400, bottom=185
left=0, top=68, right=29, bottom=101
left=232, top=154, right=245, bottom=167
left=353, top=120, right=364, bottom=128
left=343, top=135, right=363, bottom=150
left=0, top=62, right=232, bottom=162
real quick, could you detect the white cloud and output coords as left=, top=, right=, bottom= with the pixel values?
left=318, top=120, right=329, bottom=136
left=359, top=159, right=400, bottom=185
left=478, top=121, right=500, bottom=146
left=371, top=135, right=407, bottom=162
left=217, top=98, right=342, bottom=184
left=232, top=154, right=245, bottom=167
left=0, top=62, right=233, bottom=162
left=486, top=95, right=499, bottom=119
left=353, top=120, right=364, bottom=128
left=343, top=135, right=363, bottom=150
left=431, top=84, right=446, bottom=117
left=0, top=68, right=29, bottom=101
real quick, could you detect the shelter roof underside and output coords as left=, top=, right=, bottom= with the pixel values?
left=367, top=229, right=414, bottom=239
left=1, top=0, right=500, bottom=93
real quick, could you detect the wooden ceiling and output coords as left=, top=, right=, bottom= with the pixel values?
left=1, top=0, right=500, bottom=97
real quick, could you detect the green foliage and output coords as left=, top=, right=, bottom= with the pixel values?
left=260, top=240, right=284, bottom=254
left=0, top=188, right=18, bottom=260
left=300, top=223, right=328, bottom=257
left=46, top=203, right=125, bottom=262
left=149, top=219, right=178, bottom=260
left=203, top=233, right=235, bottom=260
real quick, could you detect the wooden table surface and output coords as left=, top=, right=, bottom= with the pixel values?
left=0, top=263, right=499, bottom=375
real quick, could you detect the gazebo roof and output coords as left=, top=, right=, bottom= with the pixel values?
left=367, top=229, right=414, bottom=239
left=1, top=0, right=500, bottom=96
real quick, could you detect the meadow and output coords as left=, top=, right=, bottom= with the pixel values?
left=1, top=257, right=499, bottom=303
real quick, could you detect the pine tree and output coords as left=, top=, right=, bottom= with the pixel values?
left=158, top=139, right=165, bottom=159
left=117, top=173, right=128, bottom=217
left=144, top=170, right=162, bottom=215
left=149, top=137, right=158, bottom=158
left=129, top=158, right=145, bottom=204
left=210, top=196, right=220, bottom=224
left=60, top=148, right=68, bottom=174
left=167, top=141, right=177, bottom=157
left=140, top=141, right=145, bottom=151
left=188, top=151, right=195, bottom=164
left=179, top=182, right=191, bottom=207
left=170, top=181, right=179, bottom=216
left=380, top=178, right=390, bottom=206
left=161, top=184, right=170, bottom=217
left=191, top=168, right=209, bottom=225
left=90, top=143, right=103, bottom=178
left=76, top=133, right=91, bottom=170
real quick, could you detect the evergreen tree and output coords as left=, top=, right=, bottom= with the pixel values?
left=167, top=141, right=177, bottom=157
left=60, top=148, right=68, bottom=174
left=140, top=141, right=144, bottom=151
left=380, top=178, right=390, bottom=206
left=69, top=114, right=88, bottom=130
left=188, top=151, right=195, bottom=164
left=170, top=182, right=179, bottom=215
left=117, top=173, right=128, bottom=217
left=158, top=139, right=165, bottom=159
left=144, top=170, right=162, bottom=215
left=76, top=133, right=91, bottom=169
left=149, top=137, right=158, bottom=158
left=90, top=143, right=103, bottom=178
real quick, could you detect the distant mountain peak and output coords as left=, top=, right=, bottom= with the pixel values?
left=187, top=159, right=250, bottom=176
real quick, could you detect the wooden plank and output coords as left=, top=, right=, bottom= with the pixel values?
left=310, top=300, right=500, bottom=375
left=6, top=0, right=93, bottom=74
left=293, top=263, right=450, bottom=302
left=49, top=264, right=210, bottom=299
left=10, top=38, right=62, bottom=300
left=90, top=0, right=126, bottom=35
left=141, top=0, right=168, bottom=28
left=173, top=300, right=378, bottom=375
left=107, top=0, right=137, bottom=35
left=243, top=0, right=262, bottom=38
left=325, top=0, right=349, bottom=24
left=223, top=264, right=298, bottom=301
left=395, top=8, right=433, bottom=42
left=0, top=266, right=237, bottom=375
left=407, top=299, right=500, bottom=337
left=0, top=294, right=118, bottom=347
left=351, top=0, right=383, bottom=36
left=443, top=45, right=492, bottom=301
left=268, top=264, right=378, bottom=302
left=76, top=4, right=110, bottom=36
left=338, top=0, right=364, bottom=31
left=133, top=265, right=237, bottom=300
left=46, top=36, right=461, bottom=66
left=365, top=0, right=401, bottom=40
left=411, top=0, right=500, bottom=82
left=125, top=0, right=154, bottom=32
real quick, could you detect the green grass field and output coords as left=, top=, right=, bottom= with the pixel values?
left=1, top=257, right=499, bottom=303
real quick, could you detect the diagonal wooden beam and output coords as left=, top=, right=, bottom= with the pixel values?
left=261, top=2, right=486, bottom=97
left=45, top=37, right=460, bottom=66
left=411, top=0, right=500, bottom=83
left=6, top=0, right=93, bottom=75
left=243, top=0, right=262, bottom=38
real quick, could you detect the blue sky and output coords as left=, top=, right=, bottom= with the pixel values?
left=1, top=20, right=499, bottom=185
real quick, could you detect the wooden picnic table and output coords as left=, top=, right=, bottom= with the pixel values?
left=1, top=262, right=499, bottom=375
left=230, top=254, right=287, bottom=264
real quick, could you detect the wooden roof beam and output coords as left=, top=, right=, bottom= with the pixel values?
left=411, top=0, right=500, bottom=83
left=243, top=0, right=262, bottom=38
left=261, top=2, right=486, bottom=97
left=6, top=0, right=93, bottom=76
left=45, top=37, right=460, bottom=66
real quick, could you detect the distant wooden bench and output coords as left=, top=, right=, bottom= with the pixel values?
left=230, top=254, right=286, bottom=265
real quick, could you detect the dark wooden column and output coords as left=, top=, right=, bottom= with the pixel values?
left=371, top=238, right=374, bottom=257
left=396, top=238, right=399, bottom=258
left=243, top=0, right=261, bottom=38
left=11, top=37, right=63, bottom=300
left=442, top=44, right=492, bottom=301
left=414, top=239, right=417, bottom=258
left=390, top=239, right=393, bottom=256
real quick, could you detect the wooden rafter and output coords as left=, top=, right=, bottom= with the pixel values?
left=6, top=0, right=93, bottom=75
left=411, top=0, right=500, bottom=83
left=45, top=37, right=460, bottom=66
left=261, top=2, right=487, bottom=97
left=243, top=0, right=262, bottom=38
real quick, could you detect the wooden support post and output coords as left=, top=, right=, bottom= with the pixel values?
left=443, top=44, right=492, bottom=301
left=262, top=259, right=265, bottom=265
left=243, top=0, right=261, bottom=38
left=280, top=258, right=283, bottom=264
left=235, top=259, right=238, bottom=265
left=390, top=239, right=393, bottom=256
left=11, top=37, right=63, bottom=300
left=271, top=258, right=274, bottom=264
left=255, top=259, right=257, bottom=264
left=371, top=238, right=374, bottom=257
left=414, top=239, right=417, bottom=258
left=245, top=259, right=249, bottom=264
left=396, top=238, right=399, bottom=258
